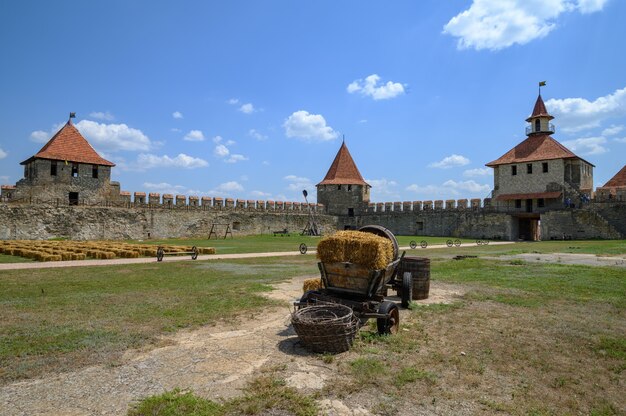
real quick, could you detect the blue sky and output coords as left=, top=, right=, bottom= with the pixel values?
left=1, top=0, right=625, bottom=203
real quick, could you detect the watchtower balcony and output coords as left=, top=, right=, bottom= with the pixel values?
left=526, top=123, right=555, bottom=135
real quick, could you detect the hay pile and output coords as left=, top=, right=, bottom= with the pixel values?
left=302, top=278, right=322, bottom=293
left=316, top=230, right=393, bottom=270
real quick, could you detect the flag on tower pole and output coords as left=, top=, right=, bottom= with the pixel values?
left=539, top=81, right=547, bottom=87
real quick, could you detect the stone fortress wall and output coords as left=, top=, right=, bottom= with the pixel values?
left=1, top=188, right=625, bottom=240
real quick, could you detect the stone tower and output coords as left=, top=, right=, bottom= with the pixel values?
left=316, top=141, right=370, bottom=218
left=13, top=114, right=119, bottom=204
left=487, top=93, right=594, bottom=213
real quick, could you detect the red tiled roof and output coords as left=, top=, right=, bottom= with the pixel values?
left=486, top=134, right=593, bottom=167
left=496, top=191, right=562, bottom=201
left=603, top=165, right=626, bottom=188
left=21, top=120, right=114, bottom=166
left=525, top=94, right=554, bottom=121
left=317, top=142, right=369, bottom=186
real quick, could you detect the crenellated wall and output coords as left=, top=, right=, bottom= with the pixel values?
left=0, top=203, right=337, bottom=240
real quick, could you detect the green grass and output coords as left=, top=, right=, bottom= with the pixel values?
left=0, top=253, right=34, bottom=264
left=431, top=258, right=626, bottom=307
left=128, top=375, right=319, bottom=416
left=0, top=256, right=318, bottom=382
left=128, top=388, right=222, bottom=416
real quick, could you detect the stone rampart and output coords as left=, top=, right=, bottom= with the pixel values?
left=0, top=203, right=337, bottom=240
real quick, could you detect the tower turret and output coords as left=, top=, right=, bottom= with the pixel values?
left=525, top=94, right=555, bottom=135
left=316, top=141, right=370, bottom=217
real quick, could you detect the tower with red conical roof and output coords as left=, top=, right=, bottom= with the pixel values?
left=316, top=141, right=370, bottom=218
left=13, top=114, right=120, bottom=204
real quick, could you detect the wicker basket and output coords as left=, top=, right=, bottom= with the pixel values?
left=291, top=303, right=359, bottom=353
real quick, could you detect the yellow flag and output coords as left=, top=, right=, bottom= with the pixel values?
left=539, top=81, right=547, bottom=87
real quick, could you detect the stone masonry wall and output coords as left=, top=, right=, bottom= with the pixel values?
left=13, top=159, right=117, bottom=204
left=0, top=204, right=337, bottom=240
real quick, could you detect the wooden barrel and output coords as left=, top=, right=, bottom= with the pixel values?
left=358, top=225, right=399, bottom=261
left=399, top=256, right=430, bottom=300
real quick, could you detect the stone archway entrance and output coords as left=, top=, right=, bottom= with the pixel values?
left=516, top=214, right=541, bottom=241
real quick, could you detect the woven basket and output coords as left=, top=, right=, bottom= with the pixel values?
left=291, top=304, right=359, bottom=353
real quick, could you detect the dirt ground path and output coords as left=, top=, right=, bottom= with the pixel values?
left=0, top=276, right=465, bottom=416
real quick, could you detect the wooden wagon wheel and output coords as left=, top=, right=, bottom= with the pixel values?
left=191, top=246, right=198, bottom=260
left=400, top=272, right=413, bottom=309
left=409, top=240, right=417, bottom=249
left=420, top=240, right=428, bottom=249
left=454, top=239, right=461, bottom=247
left=446, top=239, right=453, bottom=247
left=377, top=301, right=399, bottom=335
left=299, top=243, right=307, bottom=254
left=156, top=247, right=164, bottom=262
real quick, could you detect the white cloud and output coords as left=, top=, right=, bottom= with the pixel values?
left=143, top=182, right=187, bottom=195
left=217, top=181, right=244, bottom=192
left=213, top=141, right=247, bottom=163
left=136, top=153, right=208, bottom=169
left=347, top=74, right=405, bottom=100
left=547, top=87, right=626, bottom=133
left=183, top=130, right=205, bottom=142
left=262, top=160, right=270, bottom=166
left=406, top=179, right=490, bottom=199
left=429, top=154, right=470, bottom=169
left=463, top=167, right=493, bottom=177
left=358, top=119, right=368, bottom=124
left=561, top=137, right=608, bottom=155
left=239, top=103, right=255, bottom=114
left=442, top=180, right=492, bottom=193
left=89, top=111, right=114, bottom=121
left=214, top=144, right=230, bottom=157
left=226, top=154, right=248, bottom=164
left=614, top=137, right=626, bottom=144
left=284, top=175, right=314, bottom=192
left=0, top=147, right=7, bottom=159
left=443, top=0, right=609, bottom=51
left=366, top=178, right=400, bottom=201
left=30, top=130, right=50, bottom=143
left=602, top=125, right=624, bottom=136
left=577, top=0, right=609, bottom=13
left=172, top=111, right=183, bottom=119
left=249, top=129, right=268, bottom=141
left=228, top=98, right=239, bottom=105
left=76, top=120, right=152, bottom=152
left=251, top=190, right=272, bottom=198
left=283, top=111, right=339, bottom=141
left=212, top=135, right=223, bottom=144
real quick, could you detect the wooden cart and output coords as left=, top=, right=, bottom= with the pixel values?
left=297, top=225, right=412, bottom=335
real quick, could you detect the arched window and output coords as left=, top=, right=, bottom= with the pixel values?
left=534, top=119, right=541, bottom=132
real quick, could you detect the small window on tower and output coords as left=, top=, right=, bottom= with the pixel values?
left=515, top=199, right=522, bottom=208
left=512, top=165, right=517, bottom=176
left=535, top=119, right=540, bottom=132
left=50, top=161, right=57, bottom=176
left=92, top=165, right=98, bottom=178
left=348, top=185, right=352, bottom=191
left=337, top=185, right=341, bottom=190
left=538, top=198, right=545, bottom=207
left=348, top=208, right=354, bottom=217
left=71, top=163, right=79, bottom=177
left=542, top=162, right=549, bottom=173
left=527, top=163, right=533, bottom=174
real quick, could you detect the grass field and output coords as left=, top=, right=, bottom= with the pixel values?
left=1, top=238, right=625, bottom=415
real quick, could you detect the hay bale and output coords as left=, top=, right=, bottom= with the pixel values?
left=197, top=247, right=216, bottom=255
left=316, top=230, right=393, bottom=270
left=303, top=278, right=322, bottom=293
